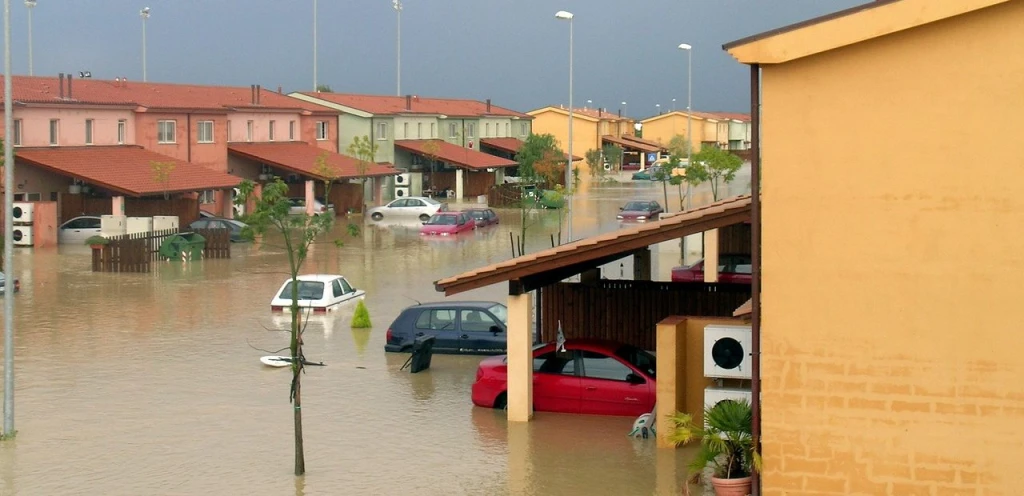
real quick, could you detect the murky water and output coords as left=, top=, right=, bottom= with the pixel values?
left=0, top=171, right=747, bottom=495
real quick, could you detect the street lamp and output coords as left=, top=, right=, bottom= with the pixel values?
left=678, top=43, right=693, bottom=209
left=24, top=0, right=34, bottom=76
left=555, top=10, right=574, bottom=242
left=622, top=101, right=627, bottom=117
left=393, top=0, right=402, bottom=96
left=3, top=0, right=17, bottom=436
left=672, top=98, right=676, bottom=111
left=140, top=7, right=150, bottom=82
left=656, top=103, right=661, bottom=114
left=313, top=0, right=318, bottom=90
left=586, top=99, right=592, bottom=108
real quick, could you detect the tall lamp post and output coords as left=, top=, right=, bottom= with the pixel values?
left=312, top=0, right=318, bottom=90
left=140, top=7, right=150, bottom=82
left=24, top=0, right=34, bottom=76
left=393, top=0, right=402, bottom=96
left=555, top=10, right=574, bottom=242
left=678, top=43, right=693, bottom=209
left=4, top=0, right=17, bottom=437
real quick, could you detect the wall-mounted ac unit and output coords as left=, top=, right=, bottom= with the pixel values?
left=395, top=173, right=412, bottom=186
left=100, top=215, right=127, bottom=238
left=704, top=387, right=753, bottom=421
left=704, top=324, right=752, bottom=380
left=12, top=225, right=33, bottom=246
left=395, top=186, right=410, bottom=198
left=12, top=202, right=34, bottom=224
left=153, top=215, right=179, bottom=232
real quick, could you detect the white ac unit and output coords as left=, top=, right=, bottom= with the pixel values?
left=704, top=324, right=752, bottom=379
left=395, top=186, right=410, bottom=198
left=100, top=215, right=127, bottom=238
left=126, top=217, right=154, bottom=235
left=704, top=387, right=753, bottom=416
left=153, top=215, right=180, bottom=232
left=12, top=225, right=33, bottom=246
left=395, top=173, right=412, bottom=186
left=12, top=202, right=34, bottom=224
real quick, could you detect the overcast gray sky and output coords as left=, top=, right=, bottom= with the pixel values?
left=2, top=0, right=861, bottom=116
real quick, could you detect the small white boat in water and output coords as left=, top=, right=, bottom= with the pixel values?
left=260, top=356, right=327, bottom=368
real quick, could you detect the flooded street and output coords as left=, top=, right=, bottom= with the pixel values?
left=0, top=172, right=747, bottom=495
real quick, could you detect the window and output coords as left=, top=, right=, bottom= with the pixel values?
left=615, top=345, right=657, bottom=379
left=407, top=199, right=425, bottom=207
left=269, top=120, right=276, bottom=141
left=277, top=281, right=325, bottom=301
left=485, top=123, right=491, bottom=137
left=377, top=122, right=387, bottom=140
left=198, top=190, right=216, bottom=204
left=63, top=216, right=101, bottom=229
left=11, top=119, right=21, bottom=146
left=580, top=350, right=634, bottom=381
left=289, top=120, right=296, bottom=140
left=487, top=303, right=508, bottom=324
left=520, top=122, right=527, bottom=136
left=332, top=280, right=343, bottom=298
left=246, top=120, right=254, bottom=142
left=117, top=119, right=126, bottom=144
left=49, top=119, right=59, bottom=145
left=460, top=309, right=501, bottom=333
left=534, top=350, right=576, bottom=375
left=415, top=309, right=456, bottom=330
left=505, top=123, right=510, bottom=137
left=417, top=122, right=422, bottom=138
left=402, top=122, right=408, bottom=139
left=84, top=119, right=94, bottom=145
left=430, top=123, right=436, bottom=138
left=340, top=278, right=353, bottom=293
left=449, top=123, right=457, bottom=138
left=157, top=120, right=176, bottom=143
left=226, top=121, right=232, bottom=141
left=14, top=192, right=42, bottom=202
left=467, top=123, right=475, bottom=138
left=316, top=121, right=329, bottom=140
left=197, top=121, right=214, bottom=143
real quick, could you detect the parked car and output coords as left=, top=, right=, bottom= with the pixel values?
left=57, top=215, right=102, bottom=245
left=463, top=208, right=499, bottom=228
left=471, top=339, right=657, bottom=417
left=0, top=272, right=20, bottom=295
left=189, top=217, right=248, bottom=242
left=631, top=168, right=662, bottom=181
left=617, top=200, right=664, bottom=222
left=287, top=197, right=335, bottom=216
left=671, top=253, right=752, bottom=284
left=270, top=274, right=365, bottom=312
left=420, top=212, right=476, bottom=236
left=367, top=196, right=446, bottom=222
left=384, top=301, right=509, bottom=354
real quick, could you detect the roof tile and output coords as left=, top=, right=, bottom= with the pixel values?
left=394, top=140, right=518, bottom=170
left=227, top=142, right=399, bottom=180
left=296, top=92, right=530, bottom=118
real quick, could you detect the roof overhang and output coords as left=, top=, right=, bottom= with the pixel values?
left=227, top=142, right=399, bottom=180
left=288, top=92, right=375, bottom=118
left=602, top=135, right=662, bottom=154
left=434, top=195, right=752, bottom=295
left=527, top=107, right=601, bottom=123
left=395, top=140, right=518, bottom=170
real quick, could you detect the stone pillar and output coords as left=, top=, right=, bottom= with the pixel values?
left=507, top=288, right=534, bottom=422
left=507, top=422, right=533, bottom=494
left=703, top=229, right=720, bottom=283
left=656, top=316, right=688, bottom=448
left=456, top=168, right=465, bottom=200
left=496, top=168, right=505, bottom=184
left=111, top=195, right=125, bottom=216
left=633, top=248, right=652, bottom=281
left=221, top=189, right=234, bottom=219
left=305, top=180, right=315, bottom=216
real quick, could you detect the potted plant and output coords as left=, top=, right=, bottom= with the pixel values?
left=666, top=399, right=760, bottom=496
left=84, top=235, right=109, bottom=250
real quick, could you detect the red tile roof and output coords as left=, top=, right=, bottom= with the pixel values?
left=227, top=142, right=399, bottom=180
left=0, top=75, right=336, bottom=113
left=601, top=135, right=663, bottom=153
left=711, top=112, right=751, bottom=122
left=478, top=138, right=583, bottom=162
left=530, top=106, right=631, bottom=121
left=15, top=146, right=241, bottom=197
left=394, top=140, right=518, bottom=170
left=294, top=92, right=530, bottom=118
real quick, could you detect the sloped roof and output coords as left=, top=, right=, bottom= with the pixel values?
left=602, top=135, right=662, bottom=154
left=15, top=146, right=241, bottom=197
left=478, top=138, right=583, bottom=162
left=227, top=142, right=399, bottom=180
left=527, top=106, right=631, bottom=122
left=394, top=140, right=518, bottom=170
left=292, top=92, right=530, bottom=118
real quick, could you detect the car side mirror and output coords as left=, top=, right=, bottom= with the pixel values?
left=626, top=373, right=646, bottom=385
left=489, top=325, right=502, bottom=334
left=619, top=207, right=624, bottom=211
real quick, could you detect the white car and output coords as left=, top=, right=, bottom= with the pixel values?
left=367, top=196, right=446, bottom=222
left=270, top=274, right=365, bottom=312
left=288, top=197, right=335, bottom=216
left=58, top=215, right=102, bottom=244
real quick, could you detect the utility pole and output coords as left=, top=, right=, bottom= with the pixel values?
left=313, top=0, right=318, bottom=90
left=394, top=0, right=402, bottom=96
left=4, top=0, right=17, bottom=437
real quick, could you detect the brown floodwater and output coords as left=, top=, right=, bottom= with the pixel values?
left=0, top=172, right=747, bottom=495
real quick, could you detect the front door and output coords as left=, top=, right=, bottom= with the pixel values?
left=458, top=308, right=505, bottom=353
left=578, top=350, right=652, bottom=417
left=532, top=349, right=581, bottom=414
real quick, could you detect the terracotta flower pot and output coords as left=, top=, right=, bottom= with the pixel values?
left=710, top=476, right=752, bottom=496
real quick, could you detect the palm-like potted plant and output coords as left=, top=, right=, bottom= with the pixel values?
left=666, top=399, right=760, bottom=496
left=84, top=235, right=109, bottom=250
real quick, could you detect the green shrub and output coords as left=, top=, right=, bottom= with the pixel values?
left=351, top=300, right=372, bottom=329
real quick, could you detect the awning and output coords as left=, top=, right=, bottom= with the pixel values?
left=435, top=195, right=752, bottom=295
left=733, top=298, right=752, bottom=317
left=619, top=135, right=668, bottom=150
left=228, top=142, right=399, bottom=180
left=15, top=145, right=241, bottom=197
left=395, top=139, right=518, bottom=170
left=602, top=135, right=663, bottom=154
left=479, top=138, right=583, bottom=162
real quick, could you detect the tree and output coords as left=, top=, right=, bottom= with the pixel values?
left=685, top=146, right=744, bottom=201
left=234, top=153, right=350, bottom=476
left=315, top=84, right=333, bottom=93
left=150, top=160, right=176, bottom=200
left=420, top=140, right=442, bottom=191
left=584, top=148, right=603, bottom=178
left=514, top=133, right=561, bottom=184
left=346, top=136, right=380, bottom=211
left=667, top=134, right=693, bottom=159
left=602, top=144, right=623, bottom=172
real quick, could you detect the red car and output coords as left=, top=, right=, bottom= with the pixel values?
left=463, top=208, right=499, bottom=228
left=617, top=200, right=664, bottom=222
left=471, top=339, right=657, bottom=417
left=420, top=212, right=476, bottom=236
left=671, top=253, right=752, bottom=283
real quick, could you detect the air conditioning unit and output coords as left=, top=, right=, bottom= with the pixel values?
left=12, top=202, right=34, bottom=224
left=153, top=215, right=180, bottom=232
left=704, top=324, right=752, bottom=379
left=12, top=225, right=33, bottom=246
left=395, top=186, right=410, bottom=198
left=101, top=215, right=127, bottom=238
left=395, top=173, right=412, bottom=186
left=704, top=387, right=753, bottom=420
left=126, top=217, right=154, bottom=235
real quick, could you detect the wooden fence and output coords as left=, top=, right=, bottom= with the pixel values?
left=487, top=183, right=522, bottom=207
left=91, top=227, right=231, bottom=273
left=539, top=280, right=751, bottom=350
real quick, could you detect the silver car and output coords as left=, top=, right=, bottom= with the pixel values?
left=367, top=196, right=446, bottom=222
left=288, top=197, right=335, bottom=216
left=58, top=215, right=102, bottom=244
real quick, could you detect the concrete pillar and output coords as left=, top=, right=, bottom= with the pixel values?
left=496, top=168, right=505, bottom=184
left=703, top=228, right=720, bottom=283
left=633, top=248, right=652, bottom=281
left=507, top=422, right=532, bottom=494
left=655, top=316, right=688, bottom=448
left=221, top=190, right=234, bottom=219
left=456, top=168, right=465, bottom=200
left=507, top=289, right=534, bottom=422
left=111, top=195, right=125, bottom=216
left=304, top=180, right=315, bottom=216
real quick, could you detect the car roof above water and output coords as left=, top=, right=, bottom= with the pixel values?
left=289, top=274, right=349, bottom=283
left=405, top=300, right=501, bottom=310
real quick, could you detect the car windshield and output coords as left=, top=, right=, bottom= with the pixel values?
left=277, top=281, right=325, bottom=301
left=615, top=345, right=656, bottom=379
left=623, top=202, right=648, bottom=211
left=487, top=303, right=508, bottom=324
left=427, top=215, right=457, bottom=225
left=468, top=211, right=486, bottom=219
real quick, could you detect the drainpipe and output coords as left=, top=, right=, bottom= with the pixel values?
left=187, top=113, right=192, bottom=162
left=750, top=63, right=762, bottom=496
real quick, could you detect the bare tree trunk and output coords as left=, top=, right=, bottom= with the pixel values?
left=293, top=371, right=305, bottom=475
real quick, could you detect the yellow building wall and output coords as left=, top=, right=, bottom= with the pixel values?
left=759, top=2, right=1024, bottom=494
left=528, top=109, right=600, bottom=174
left=642, top=114, right=704, bottom=151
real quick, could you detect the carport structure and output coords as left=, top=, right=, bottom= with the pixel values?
left=434, top=195, right=752, bottom=423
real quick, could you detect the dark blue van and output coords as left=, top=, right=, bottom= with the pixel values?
left=385, top=301, right=509, bottom=355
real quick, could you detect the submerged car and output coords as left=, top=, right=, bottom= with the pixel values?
left=384, top=301, right=508, bottom=354
left=617, top=200, right=664, bottom=222
left=0, top=272, right=20, bottom=295
left=463, top=208, right=499, bottom=228
left=58, top=215, right=102, bottom=245
left=270, top=274, right=365, bottom=312
left=420, top=212, right=475, bottom=236
left=367, top=196, right=446, bottom=222
left=671, top=254, right=752, bottom=284
left=471, top=339, right=657, bottom=417
left=189, top=217, right=248, bottom=242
